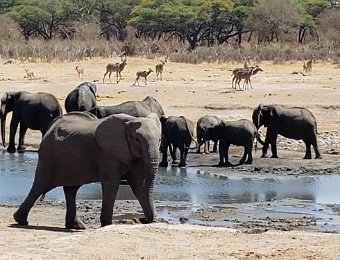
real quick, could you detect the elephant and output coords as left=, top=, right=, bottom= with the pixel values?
left=159, top=116, right=196, bottom=167
left=196, top=115, right=223, bottom=154
left=1, top=91, right=62, bottom=153
left=87, top=96, right=165, bottom=119
left=13, top=112, right=162, bottom=229
left=203, top=119, right=259, bottom=166
left=64, top=82, right=97, bottom=113
left=252, top=104, right=321, bottom=159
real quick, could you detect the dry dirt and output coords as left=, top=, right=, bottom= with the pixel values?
left=1, top=57, right=340, bottom=259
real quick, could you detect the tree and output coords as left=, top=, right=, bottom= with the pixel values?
left=246, top=0, right=302, bottom=43
left=317, top=7, right=340, bottom=48
left=96, top=0, right=138, bottom=41
left=130, top=0, right=233, bottom=49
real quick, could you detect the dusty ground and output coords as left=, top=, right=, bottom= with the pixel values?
left=0, top=56, right=340, bottom=259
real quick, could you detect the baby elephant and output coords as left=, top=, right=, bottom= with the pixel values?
left=196, top=115, right=223, bottom=154
left=204, top=119, right=259, bottom=166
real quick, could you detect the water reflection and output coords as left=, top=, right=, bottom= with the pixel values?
left=0, top=151, right=340, bottom=205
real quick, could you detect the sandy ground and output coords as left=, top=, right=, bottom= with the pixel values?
left=1, top=56, right=340, bottom=259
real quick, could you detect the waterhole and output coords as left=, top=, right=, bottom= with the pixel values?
left=1, top=151, right=340, bottom=205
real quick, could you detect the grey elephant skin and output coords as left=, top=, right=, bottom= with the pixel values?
left=87, top=96, right=165, bottom=119
left=196, top=115, right=223, bottom=154
left=204, top=119, right=258, bottom=166
left=1, top=91, right=62, bottom=153
left=252, top=104, right=321, bottom=159
left=159, top=116, right=195, bottom=167
left=64, top=82, right=97, bottom=112
left=13, top=112, right=162, bottom=229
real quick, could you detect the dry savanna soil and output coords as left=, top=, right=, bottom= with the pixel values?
left=0, top=57, right=340, bottom=259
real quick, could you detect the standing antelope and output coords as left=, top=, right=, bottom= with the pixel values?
left=303, top=55, right=314, bottom=75
left=135, top=68, right=153, bottom=86
left=24, top=69, right=36, bottom=81
left=103, top=58, right=127, bottom=84
left=75, top=66, right=84, bottom=79
left=156, top=58, right=167, bottom=81
left=243, top=56, right=251, bottom=68
left=233, top=66, right=263, bottom=90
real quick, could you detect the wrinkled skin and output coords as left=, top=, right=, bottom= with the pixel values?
left=0, top=91, right=62, bottom=153
left=13, top=112, right=161, bottom=229
left=252, top=104, right=321, bottom=159
left=204, top=119, right=258, bottom=166
left=64, top=82, right=97, bottom=112
left=196, top=115, right=223, bottom=154
left=159, top=116, right=195, bottom=167
left=87, top=96, right=165, bottom=119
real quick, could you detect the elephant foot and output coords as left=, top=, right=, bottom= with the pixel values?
left=66, top=216, right=86, bottom=230
left=140, top=217, right=153, bottom=224
left=13, top=211, right=28, bottom=225
left=159, top=161, right=168, bottom=167
left=100, top=220, right=112, bottom=228
left=315, top=155, right=322, bottom=159
left=271, top=155, right=279, bottom=158
left=178, top=162, right=186, bottom=167
left=217, top=162, right=224, bottom=167
left=245, top=160, right=253, bottom=164
left=17, top=145, right=26, bottom=153
left=260, top=154, right=267, bottom=158
left=7, top=146, right=16, bottom=153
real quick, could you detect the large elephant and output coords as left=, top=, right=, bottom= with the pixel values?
left=204, top=119, right=259, bottom=166
left=196, top=115, right=223, bottom=154
left=1, top=91, right=62, bottom=153
left=64, top=82, right=97, bottom=112
left=159, top=116, right=195, bottom=167
left=87, top=96, right=165, bottom=119
left=13, top=112, right=162, bottom=229
left=252, top=104, right=321, bottom=159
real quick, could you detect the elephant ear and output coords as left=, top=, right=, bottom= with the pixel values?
left=95, top=115, right=132, bottom=165
left=125, top=120, right=143, bottom=158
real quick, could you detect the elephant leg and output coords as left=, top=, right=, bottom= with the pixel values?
left=14, top=182, right=50, bottom=225
left=203, top=141, right=210, bottom=154
left=212, top=140, right=218, bottom=152
left=8, top=118, right=19, bottom=153
left=270, top=135, right=278, bottom=158
left=217, top=141, right=225, bottom=167
left=17, top=123, right=28, bottom=152
left=172, top=145, right=180, bottom=165
left=312, top=140, right=322, bottom=159
left=126, top=171, right=155, bottom=224
left=159, top=139, right=169, bottom=167
left=63, top=186, right=85, bottom=229
left=178, top=146, right=188, bottom=167
left=100, top=181, right=120, bottom=227
left=303, top=141, right=312, bottom=159
left=223, top=144, right=231, bottom=166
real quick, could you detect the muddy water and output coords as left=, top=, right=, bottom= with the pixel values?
left=1, top=151, right=340, bottom=205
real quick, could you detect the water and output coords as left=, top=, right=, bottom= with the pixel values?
left=1, top=151, right=340, bottom=205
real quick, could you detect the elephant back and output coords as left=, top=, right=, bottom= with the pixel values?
left=65, top=82, right=97, bottom=113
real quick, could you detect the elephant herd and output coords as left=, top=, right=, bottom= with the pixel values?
left=1, top=83, right=321, bottom=229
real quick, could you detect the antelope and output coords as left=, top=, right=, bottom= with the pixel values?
left=303, top=55, right=314, bottom=75
left=233, top=66, right=263, bottom=90
left=243, top=56, right=251, bottom=68
left=75, top=66, right=84, bottom=79
left=25, top=69, right=36, bottom=81
left=135, top=68, right=153, bottom=86
left=156, top=57, right=167, bottom=81
left=103, top=58, right=127, bottom=84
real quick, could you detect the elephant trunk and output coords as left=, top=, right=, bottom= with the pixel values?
left=142, top=158, right=159, bottom=223
left=1, top=112, right=6, bottom=147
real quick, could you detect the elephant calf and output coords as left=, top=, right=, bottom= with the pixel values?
left=252, top=104, right=321, bottom=159
left=159, top=116, right=195, bottom=167
left=204, top=119, right=258, bottom=166
left=196, top=115, right=223, bottom=154
left=13, top=112, right=162, bottom=229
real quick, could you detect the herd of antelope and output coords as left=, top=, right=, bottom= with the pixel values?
left=23, top=53, right=315, bottom=89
